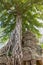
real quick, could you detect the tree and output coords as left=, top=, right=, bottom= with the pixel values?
left=0, top=0, right=43, bottom=43
left=0, top=0, right=43, bottom=65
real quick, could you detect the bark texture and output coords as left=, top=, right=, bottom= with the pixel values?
left=0, top=31, right=43, bottom=65
left=15, top=15, right=22, bottom=45
left=0, top=16, right=43, bottom=65
left=12, top=15, right=22, bottom=65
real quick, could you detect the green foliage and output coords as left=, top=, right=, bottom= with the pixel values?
left=0, top=0, right=43, bottom=43
left=40, top=43, right=43, bottom=48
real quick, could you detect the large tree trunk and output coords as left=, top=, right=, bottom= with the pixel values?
left=12, top=15, right=22, bottom=65
left=0, top=15, right=22, bottom=65
left=14, top=15, right=22, bottom=49
left=0, top=15, right=22, bottom=53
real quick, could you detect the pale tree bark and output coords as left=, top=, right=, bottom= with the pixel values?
left=15, top=15, right=22, bottom=49
left=0, top=15, right=22, bottom=65
left=12, top=15, right=22, bottom=65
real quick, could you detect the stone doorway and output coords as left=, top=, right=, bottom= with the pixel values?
left=0, top=63, right=6, bottom=65
left=23, top=60, right=31, bottom=65
left=36, top=60, right=42, bottom=65
left=14, top=58, right=20, bottom=65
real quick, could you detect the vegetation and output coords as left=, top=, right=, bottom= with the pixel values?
left=40, top=43, right=43, bottom=48
left=0, top=0, right=43, bottom=43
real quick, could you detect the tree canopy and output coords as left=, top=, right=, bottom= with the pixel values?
left=0, top=0, right=43, bottom=43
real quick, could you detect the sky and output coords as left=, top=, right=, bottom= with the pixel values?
left=39, top=28, right=43, bottom=43
left=0, top=44, right=4, bottom=49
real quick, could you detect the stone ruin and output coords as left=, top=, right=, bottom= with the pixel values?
left=0, top=31, right=43, bottom=65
